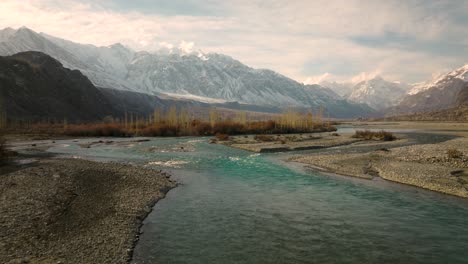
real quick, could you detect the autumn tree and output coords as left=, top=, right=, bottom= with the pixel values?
left=209, top=108, right=219, bottom=128
left=167, top=105, right=178, bottom=126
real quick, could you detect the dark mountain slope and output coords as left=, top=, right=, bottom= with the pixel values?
left=0, top=51, right=115, bottom=122
left=456, top=84, right=468, bottom=106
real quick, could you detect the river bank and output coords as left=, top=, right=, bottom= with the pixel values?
left=216, top=133, right=383, bottom=153
left=216, top=121, right=468, bottom=198
left=0, top=158, right=176, bottom=264
left=290, top=135, right=468, bottom=198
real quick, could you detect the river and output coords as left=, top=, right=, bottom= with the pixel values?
left=41, top=128, right=468, bottom=264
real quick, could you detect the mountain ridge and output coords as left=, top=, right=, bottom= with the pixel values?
left=320, top=76, right=411, bottom=110
left=390, top=64, right=468, bottom=114
left=0, top=51, right=115, bottom=121
left=0, top=27, right=374, bottom=118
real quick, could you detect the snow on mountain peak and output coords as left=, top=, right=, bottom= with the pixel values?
left=0, top=27, right=16, bottom=42
left=408, top=64, right=468, bottom=95
left=346, top=76, right=410, bottom=110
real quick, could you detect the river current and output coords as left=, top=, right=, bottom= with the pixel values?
left=42, top=129, right=468, bottom=264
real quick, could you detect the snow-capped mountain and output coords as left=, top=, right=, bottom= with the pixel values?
left=392, top=65, right=468, bottom=114
left=318, top=81, right=354, bottom=97
left=0, top=27, right=136, bottom=90
left=346, top=76, right=410, bottom=110
left=124, top=51, right=313, bottom=106
left=0, top=27, right=374, bottom=117
left=304, top=85, right=342, bottom=100
left=319, top=76, right=411, bottom=110
left=407, top=65, right=468, bottom=95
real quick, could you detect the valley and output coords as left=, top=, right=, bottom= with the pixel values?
left=1, top=122, right=467, bottom=263
left=0, top=10, right=468, bottom=264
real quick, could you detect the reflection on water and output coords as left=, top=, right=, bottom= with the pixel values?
left=39, top=134, right=468, bottom=264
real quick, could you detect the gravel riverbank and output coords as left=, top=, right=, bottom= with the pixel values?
left=218, top=133, right=365, bottom=153
left=0, top=158, right=176, bottom=264
left=291, top=137, right=468, bottom=198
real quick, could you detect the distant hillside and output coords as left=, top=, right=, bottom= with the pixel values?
left=0, top=51, right=115, bottom=122
left=380, top=86, right=468, bottom=122
left=456, top=85, right=468, bottom=106
left=390, top=65, right=468, bottom=115
left=381, top=106, right=468, bottom=122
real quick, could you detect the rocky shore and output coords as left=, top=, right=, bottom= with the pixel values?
left=0, top=158, right=176, bottom=264
left=291, top=137, right=468, bottom=198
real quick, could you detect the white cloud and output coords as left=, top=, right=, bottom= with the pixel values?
left=138, top=40, right=149, bottom=47
left=0, top=0, right=466, bottom=83
left=178, top=41, right=195, bottom=54
left=159, top=42, right=174, bottom=50
left=350, top=70, right=382, bottom=84
left=303, top=73, right=332, bottom=85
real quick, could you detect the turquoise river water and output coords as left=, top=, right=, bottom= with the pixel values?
left=41, top=130, right=468, bottom=264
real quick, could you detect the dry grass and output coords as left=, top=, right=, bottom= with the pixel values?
left=2, top=107, right=337, bottom=138
left=60, top=119, right=336, bottom=138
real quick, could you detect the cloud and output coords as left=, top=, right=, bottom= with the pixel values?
left=350, top=70, right=383, bottom=84
left=159, top=42, right=174, bottom=50
left=303, top=73, right=332, bottom=85
left=178, top=41, right=195, bottom=54
left=0, top=0, right=466, bottom=83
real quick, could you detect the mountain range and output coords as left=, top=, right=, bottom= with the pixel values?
left=0, top=27, right=373, bottom=118
left=320, top=77, right=411, bottom=110
left=0, top=26, right=466, bottom=120
left=320, top=66, right=467, bottom=115
left=390, top=65, right=468, bottom=114
left=0, top=51, right=296, bottom=122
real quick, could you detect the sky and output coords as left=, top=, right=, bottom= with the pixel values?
left=0, top=0, right=467, bottom=84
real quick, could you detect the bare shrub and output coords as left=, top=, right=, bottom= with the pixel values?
left=214, top=133, right=230, bottom=141
left=447, top=149, right=463, bottom=159
left=64, top=123, right=130, bottom=137
left=352, top=130, right=396, bottom=141
left=0, top=133, right=8, bottom=165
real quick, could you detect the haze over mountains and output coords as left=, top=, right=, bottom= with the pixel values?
left=0, top=27, right=374, bottom=118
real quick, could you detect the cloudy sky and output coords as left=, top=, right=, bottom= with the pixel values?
left=0, top=0, right=467, bottom=84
